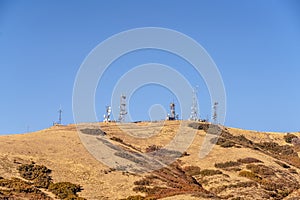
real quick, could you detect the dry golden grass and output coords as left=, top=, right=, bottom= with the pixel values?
left=0, top=121, right=300, bottom=199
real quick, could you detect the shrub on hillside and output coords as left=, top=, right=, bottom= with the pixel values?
left=110, top=136, right=123, bottom=143
left=188, top=122, right=209, bottom=130
left=134, top=179, right=151, bottom=186
left=133, top=186, right=166, bottom=195
left=234, top=135, right=253, bottom=146
left=48, top=182, right=83, bottom=199
left=229, top=181, right=258, bottom=188
left=237, top=157, right=263, bottom=164
left=215, top=161, right=241, bottom=169
left=0, top=177, right=51, bottom=199
left=213, top=137, right=225, bottom=145
left=199, top=169, right=223, bottom=177
left=18, top=164, right=51, bottom=181
left=223, top=167, right=241, bottom=172
left=257, top=142, right=297, bottom=156
left=0, top=177, right=39, bottom=194
left=220, top=140, right=235, bottom=148
left=246, top=164, right=275, bottom=176
left=17, top=163, right=52, bottom=189
left=183, top=166, right=201, bottom=176
left=284, top=133, right=298, bottom=143
left=145, top=145, right=161, bottom=153
left=238, top=171, right=262, bottom=182
left=34, top=174, right=52, bottom=188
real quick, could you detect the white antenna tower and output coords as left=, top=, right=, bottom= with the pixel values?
left=167, top=102, right=178, bottom=120
left=189, top=87, right=199, bottom=121
left=103, top=106, right=111, bottom=122
left=118, top=94, right=127, bottom=123
left=212, top=102, right=218, bottom=124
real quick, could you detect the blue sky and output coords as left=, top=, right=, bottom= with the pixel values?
left=0, top=0, right=299, bottom=134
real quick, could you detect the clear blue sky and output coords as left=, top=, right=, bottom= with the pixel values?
left=0, top=0, right=299, bottom=134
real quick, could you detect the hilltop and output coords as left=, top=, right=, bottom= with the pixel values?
left=0, top=121, right=300, bottom=199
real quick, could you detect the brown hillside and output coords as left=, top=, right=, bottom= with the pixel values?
left=0, top=121, right=300, bottom=199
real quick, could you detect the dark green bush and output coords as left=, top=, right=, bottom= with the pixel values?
left=215, top=161, right=241, bottom=168
left=2, top=164, right=85, bottom=199
left=257, top=142, right=296, bottom=156
left=237, top=157, right=262, bottom=164
left=0, top=177, right=42, bottom=194
left=48, top=182, right=83, bottom=199
left=134, top=179, right=151, bottom=186
left=18, top=164, right=51, bottom=181
left=133, top=186, right=150, bottom=193
left=0, top=177, right=52, bottom=199
left=199, top=169, right=222, bottom=176
left=110, top=136, right=123, bottom=143
left=238, top=171, right=262, bottom=182
left=246, top=164, right=275, bottom=176
left=224, top=167, right=241, bottom=172
left=229, top=181, right=257, bottom=188
left=34, top=174, right=52, bottom=188
left=220, top=140, right=235, bottom=148
left=133, top=186, right=166, bottom=195
left=188, top=122, right=209, bottom=130
left=234, top=135, right=253, bottom=146
left=183, top=166, right=201, bottom=176
left=213, top=137, right=225, bottom=145
left=145, top=145, right=161, bottom=153
left=17, top=163, right=52, bottom=189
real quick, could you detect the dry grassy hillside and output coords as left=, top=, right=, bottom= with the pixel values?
left=0, top=121, right=300, bottom=199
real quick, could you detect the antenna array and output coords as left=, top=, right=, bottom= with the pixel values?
left=103, top=106, right=111, bottom=122
left=212, top=102, right=218, bottom=124
left=118, top=94, right=127, bottom=123
left=189, top=88, right=199, bottom=121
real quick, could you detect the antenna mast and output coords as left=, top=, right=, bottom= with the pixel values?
left=189, top=87, right=199, bottom=121
left=118, top=94, right=127, bottom=123
left=58, top=107, right=62, bottom=125
left=167, top=102, right=178, bottom=120
left=103, top=106, right=111, bottom=122
left=212, top=102, right=218, bottom=124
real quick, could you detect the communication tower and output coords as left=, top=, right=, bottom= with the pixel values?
left=103, top=106, right=111, bottom=122
left=212, top=102, right=218, bottom=124
left=53, top=106, right=62, bottom=126
left=58, top=108, right=62, bottom=125
left=167, top=102, right=178, bottom=120
left=189, top=88, right=199, bottom=121
left=118, top=94, right=127, bottom=123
